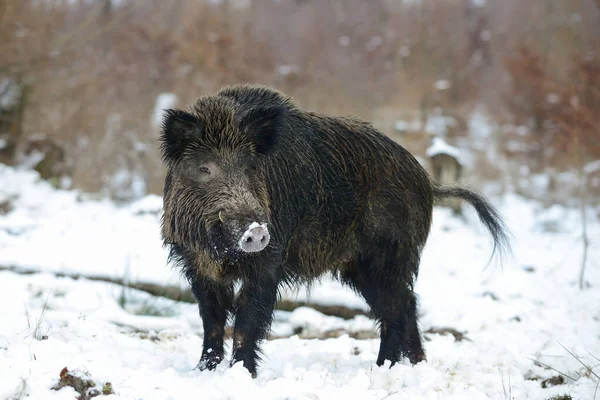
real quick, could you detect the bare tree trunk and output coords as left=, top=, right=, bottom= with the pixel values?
left=0, top=80, right=28, bottom=166
left=574, top=133, right=589, bottom=289
left=102, top=0, right=112, bottom=16
left=578, top=195, right=589, bottom=290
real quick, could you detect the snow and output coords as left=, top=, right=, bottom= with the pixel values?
left=434, top=80, right=451, bottom=91
left=472, top=0, right=487, bottom=7
left=106, top=169, right=147, bottom=202
left=394, top=119, right=421, bottom=133
left=276, top=65, right=298, bottom=77
left=208, top=0, right=250, bottom=9
left=248, top=222, right=264, bottom=230
left=128, top=194, right=164, bottom=215
left=365, top=36, right=383, bottom=52
left=0, top=164, right=179, bottom=286
left=469, top=108, right=493, bottom=142
left=59, top=0, right=128, bottom=7
left=425, top=112, right=457, bottom=137
left=1, top=164, right=599, bottom=399
left=584, top=159, right=600, bottom=175
left=398, top=45, right=410, bottom=58
left=338, top=36, right=350, bottom=47
left=18, top=150, right=46, bottom=170
left=152, top=93, right=178, bottom=129
left=0, top=78, right=21, bottom=110
left=546, top=93, right=561, bottom=105
left=394, top=111, right=458, bottom=137
left=426, top=136, right=463, bottom=164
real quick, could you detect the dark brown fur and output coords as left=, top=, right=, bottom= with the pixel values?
left=159, top=84, right=510, bottom=377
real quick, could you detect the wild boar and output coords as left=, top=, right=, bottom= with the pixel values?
left=159, top=84, right=509, bottom=378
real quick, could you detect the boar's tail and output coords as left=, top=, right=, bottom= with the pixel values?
left=433, top=184, right=512, bottom=264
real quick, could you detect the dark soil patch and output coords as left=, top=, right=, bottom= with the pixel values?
left=545, top=395, right=572, bottom=400
left=541, top=375, right=566, bottom=388
left=52, top=367, right=114, bottom=400
left=424, top=327, right=471, bottom=342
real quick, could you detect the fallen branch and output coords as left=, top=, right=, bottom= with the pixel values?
left=0, top=265, right=369, bottom=319
left=276, top=299, right=368, bottom=320
left=0, top=264, right=196, bottom=302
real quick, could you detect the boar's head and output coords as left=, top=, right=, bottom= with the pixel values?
left=159, top=96, right=281, bottom=261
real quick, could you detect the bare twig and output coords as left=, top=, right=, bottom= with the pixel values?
left=587, top=349, right=600, bottom=364
left=499, top=368, right=513, bottom=400
left=24, top=288, right=52, bottom=340
left=558, top=343, right=600, bottom=380
left=555, top=114, right=592, bottom=290
left=527, top=357, right=577, bottom=381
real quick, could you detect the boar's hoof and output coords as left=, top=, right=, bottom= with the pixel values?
left=238, top=223, right=270, bottom=253
left=409, top=351, right=427, bottom=365
left=196, top=353, right=223, bottom=372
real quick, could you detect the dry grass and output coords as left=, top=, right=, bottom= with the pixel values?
left=24, top=289, right=51, bottom=341
left=0, top=0, right=598, bottom=203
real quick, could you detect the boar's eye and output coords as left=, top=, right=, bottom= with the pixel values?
left=182, top=160, right=216, bottom=182
left=186, top=163, right=215, bottom=182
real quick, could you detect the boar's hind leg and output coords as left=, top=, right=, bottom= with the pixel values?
left=342, top=248, right=426, bottom=367
left=191, top=277, right=233, bottom=372
left=404, top=292, right=426, bottom=364
left=230, top=275, right=279, bottom=378
left=375, top=287, right=426, bottom=366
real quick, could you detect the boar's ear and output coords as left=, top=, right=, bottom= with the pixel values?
left=238, top=106, right=282, bottom=155
left=160, top=109, right=201, bottom=162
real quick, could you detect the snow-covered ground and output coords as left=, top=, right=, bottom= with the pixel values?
left=1, top=163, right=599, bottom=399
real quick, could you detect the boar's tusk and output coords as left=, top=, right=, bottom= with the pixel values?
left=219, top=210, right=224, bottom=223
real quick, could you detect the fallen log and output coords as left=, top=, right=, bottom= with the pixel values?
left=0, top=265, right=368, bottom=319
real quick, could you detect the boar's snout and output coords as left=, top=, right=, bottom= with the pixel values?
left=238, top=222, right=270, bottom=253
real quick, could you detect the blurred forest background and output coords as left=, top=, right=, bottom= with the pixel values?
left=1, top=0, right=599, bottom=207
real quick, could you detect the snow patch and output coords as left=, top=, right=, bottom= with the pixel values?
left=18, top=150, right=46, bottom=170
left=398, top=44, right=410, bottom=57
left=276, top=65, right=297, bottom=77
left=128, top=194, right=164, bottom=215
left=0, top=163, right=599, bottom=399
left=152, top=93, right=178, bottom=129
left=426, top=137, right=463, bottom=164
left=107, top=169, right=147, bottom=202
left=0, top=78, right=21, bottom=109
left=208, top=0, right=250, bottom=8
left=584, top=159, right=600, bottom=174
left=434, top=80, right=451, bottom=91
left=546, top=93, right=561, bottom=104
left=470, top=0, right=487, bottom=7
left=365, top=36, right=383, bottom=52
left=425, top=113, right=457, bottom=136
left=394, top=119, right=421, bottom=133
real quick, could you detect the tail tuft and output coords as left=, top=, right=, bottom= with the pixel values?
left=433, top=184, right=512, bottom=265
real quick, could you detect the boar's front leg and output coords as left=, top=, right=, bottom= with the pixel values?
left=230, top=274, right=279, bottom=378
left=190, top=277, right=233, bottom=372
